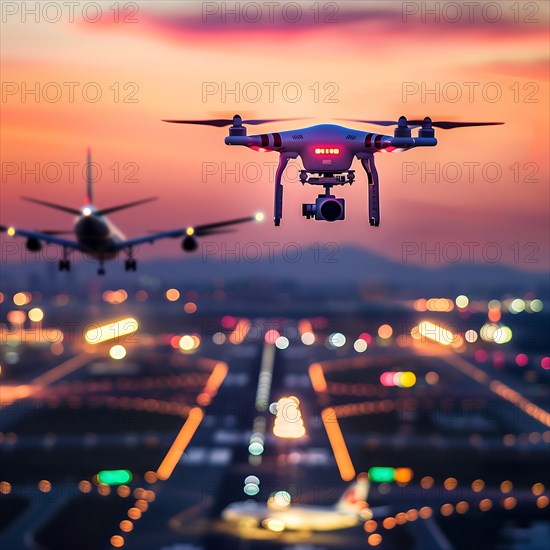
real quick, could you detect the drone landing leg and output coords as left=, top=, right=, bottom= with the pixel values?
left=274, top=154, right=292, bottom=226
left=361, top=156, right=380, bottom=227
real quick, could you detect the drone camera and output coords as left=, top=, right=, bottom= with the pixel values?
left=302, top=195, right=345, bottom=221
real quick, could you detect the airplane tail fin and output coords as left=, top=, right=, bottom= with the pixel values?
left=85, top=147, right=93, bottom=205
left=335, top=473, right=370, bottom=513
left=83, top=148, right=157, bottom=216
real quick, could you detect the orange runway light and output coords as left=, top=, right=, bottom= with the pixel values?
left=321, top=407, right=355, bottom=481
left=442, top=354, right=550, bottom=428
left=110, top=535, right=124, bottom=547
left=30, top=353, right=91, bottom=388
left=197, top=362, right=228, bottom=405
left=229, top=319, right=251, bottom=345
left=0, top=384, right=33, bottom=406
left=308, top=363, right=328, bottom=393
left=156, top=407, right=204, bottom=480
left=394, top=467, right=414, bottom=483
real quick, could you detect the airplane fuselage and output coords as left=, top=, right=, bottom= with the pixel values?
left=222, top=503, right=360, bottom=532
left=74, top=212, right=125, bottom=260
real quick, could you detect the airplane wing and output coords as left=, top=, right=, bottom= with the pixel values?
left=113, top=214, right=260, bottom=251
left=0, top=225, right=82, bottom=249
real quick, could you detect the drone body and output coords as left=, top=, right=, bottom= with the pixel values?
left=164, top=115, right=503, bottom=226
left=224, top=121, right=436, bottom=170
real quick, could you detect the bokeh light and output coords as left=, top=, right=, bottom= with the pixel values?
left=109, top=345, right=127, bottom=360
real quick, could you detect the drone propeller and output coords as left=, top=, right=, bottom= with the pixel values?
left=339, top=117, right=504, bottom=129
left=162, top=114, right=306, bottom=127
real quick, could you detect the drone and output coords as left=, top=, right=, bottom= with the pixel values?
left=163, top=115, right=503, bottom=226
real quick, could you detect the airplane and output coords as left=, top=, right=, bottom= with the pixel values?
left=0, top=149, right=263, bottom=275
left=163, top=115, right=503, bottom=226
left=221, top=474, right=390, bottom=532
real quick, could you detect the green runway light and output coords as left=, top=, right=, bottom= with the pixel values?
left=97, top=469, right=132, bottom=485
left=368, top=467, right=396, bottom=483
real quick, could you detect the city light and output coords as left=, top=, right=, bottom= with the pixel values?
left=275, top=336, right=289, bottom=350
left=273, top=396, right=306, bottom=438
left=178, top=334, right=200, bottom=352
left=377, top=324, right=393, bottom=339
left=328, top=332, right=346, bottom=348
left=244, top=475, right=260, bottom=496
left=353, top=338, right=368, bottom=352
left=183, top=301, right=197, bottom=314
left=102, top=290, right=128, bottom=304
left=165, top=288, right=180, bottom=301
left=417, top=321, right=455, bottom=345
left=84, top=318, right=138, bottom=344
left=244, top=483, right=260, bottom=496
left=264, top=329, right=280, bottom=345
left=28, top=307, right=44, bottom=322
left=248, top=442, right=264, bottom=455
left=212, top=332, right=226, bottom=345
left=425, top=298, right=454, bottom=312
left=13, top=292, right=31, bottom=306
left=380, top=371, right=416, bottom=388
left=509, top=298, right=525, bottom=313
left=493, top=326, right=512, bottom=344
left=109, top=345, right=126, bottom=360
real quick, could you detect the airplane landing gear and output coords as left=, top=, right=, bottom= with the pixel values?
left=59, top=248, right=71, bottom=271
left=124, top=259, right=137, bottom=271
left=97, top=257, right=106, bottom=276
left=125, top=248, right=137, bottom=271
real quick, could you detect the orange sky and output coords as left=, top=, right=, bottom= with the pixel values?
left=1, top=1, right=548, bottom=269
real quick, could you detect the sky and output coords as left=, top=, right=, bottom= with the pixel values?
left=1, top=1, right=549, bottom=269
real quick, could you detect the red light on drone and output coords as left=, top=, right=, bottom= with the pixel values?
left=250, top=146, right=268, bottom=152
left=314, top=147, right=340, bottom=155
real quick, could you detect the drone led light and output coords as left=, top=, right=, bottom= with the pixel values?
left=314, top=147, right=340, bottom=155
